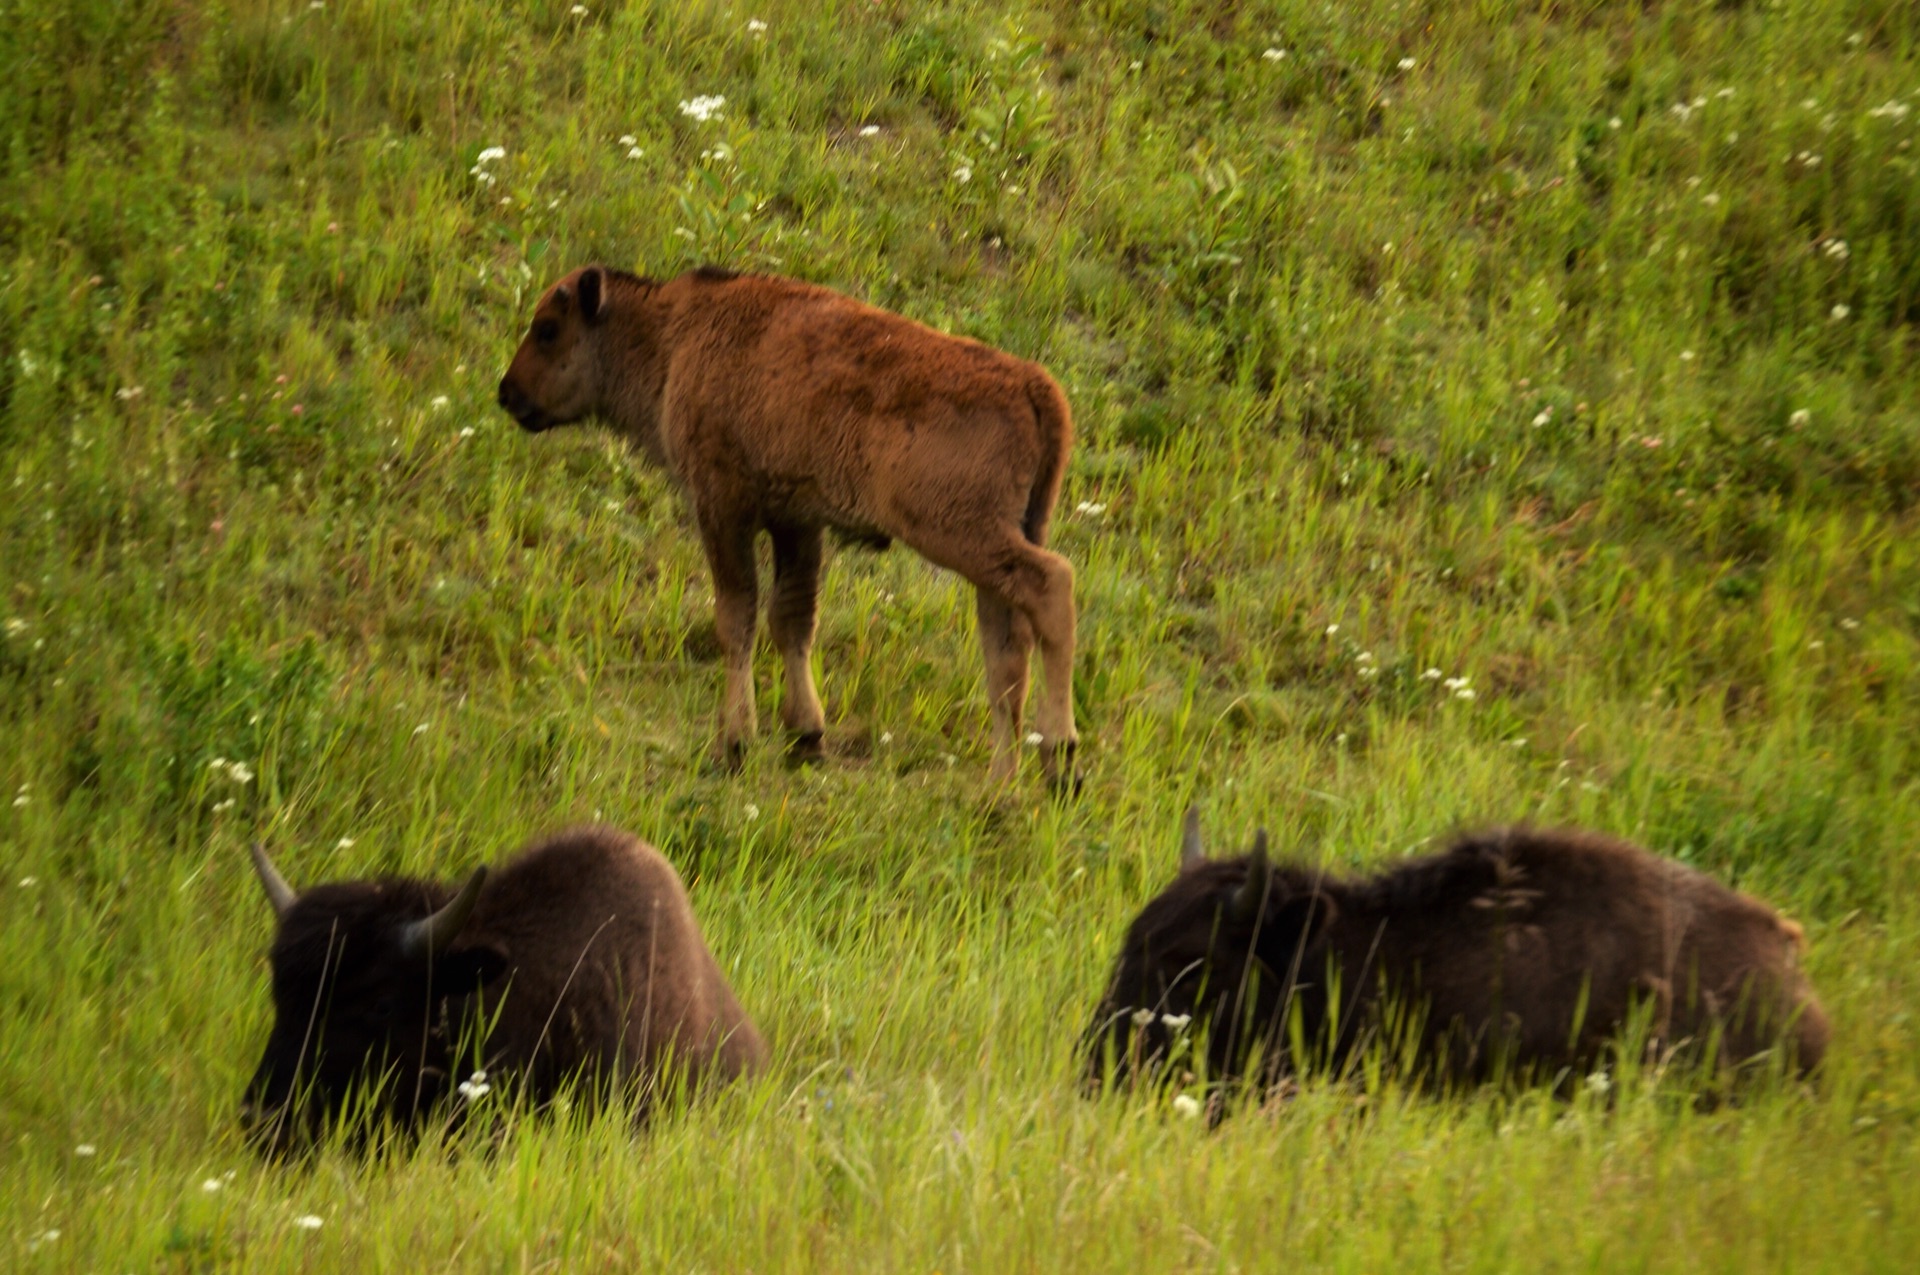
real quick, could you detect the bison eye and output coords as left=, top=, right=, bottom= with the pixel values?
left=532, top=319, right=560, bottom=344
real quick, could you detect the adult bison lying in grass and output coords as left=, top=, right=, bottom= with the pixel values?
left=241, top=826, right=764, bottom=1154
left=497, top=264, right=1079, bottom=787
left=1082, top=811, right=1827, bottom=1100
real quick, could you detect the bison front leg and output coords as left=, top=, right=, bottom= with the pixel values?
left=1011, top=544, right=1079, bottom=792
left=768, top=523, right=827, bottom=762
left=697, top=512, right=760, bottom=771
left=974, top=588, right=1034, bottom=783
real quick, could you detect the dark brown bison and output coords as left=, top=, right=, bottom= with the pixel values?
left=497, top=264, right=1078, bottom=786
left=1082, top=811, right=1827, bottom=1098
left=242, top=825, right=765, bottom=1152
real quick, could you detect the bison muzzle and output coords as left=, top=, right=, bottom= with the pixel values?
left=241, top=825, right=765, bottom=1153
left=1082, top=810, right=1828, bottom=1100
left=498, top=264, right=1079, bottom=788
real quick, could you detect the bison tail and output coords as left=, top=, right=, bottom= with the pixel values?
left=1022, top=373, right=1074, bottom=547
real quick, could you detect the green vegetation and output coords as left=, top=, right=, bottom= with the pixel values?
left=4, top=0, right=1918, bottom=1268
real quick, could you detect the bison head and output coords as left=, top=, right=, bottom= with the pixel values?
left=496, top=265, right=611, bottom=433
left=241, top=844, right=507, bottom=1154
left=1080, top=810, right=1338, bottom=1095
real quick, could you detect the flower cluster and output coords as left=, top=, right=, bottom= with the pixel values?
left=208, top=758, right=256, bottom=785
left=457, top=1069, right=491, bottom=1103
left=679, top=95, right=726, bottom=123
left=470, top=146, right=506, bottom=186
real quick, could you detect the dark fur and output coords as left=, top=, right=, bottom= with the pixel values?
left=1082, top=824, right=1828, bottom=1096
left=497, top=264, right=1078, bottom=785
left=243, top=826, right=764, bottom=1152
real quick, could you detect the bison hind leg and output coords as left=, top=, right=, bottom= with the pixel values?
left=975, top=589, right=1034, bottom=782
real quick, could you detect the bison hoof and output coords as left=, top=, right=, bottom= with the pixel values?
left=1043, top=741, right=1083, bottom=798
left=785, top=731, right=826, bottom=766
left=708, top=738, right=748, bottom=775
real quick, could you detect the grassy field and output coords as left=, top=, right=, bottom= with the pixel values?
left=4, top=0, right=1920, bottom=1268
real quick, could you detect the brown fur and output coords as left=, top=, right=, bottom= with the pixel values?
left=243, top=826, right=764, bottom=1152
left=498, top=265, right=1078, bottom=784
left=1083, top=822, right=1828, bottom=1096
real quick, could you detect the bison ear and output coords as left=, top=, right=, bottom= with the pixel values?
left=432, top=942, right=508, bottom=999
left=1255, top=890, right=1338, bottom=972
left=1179, top=805, right=1205, bottom=872
left=578, top=266, right=606, bottom=324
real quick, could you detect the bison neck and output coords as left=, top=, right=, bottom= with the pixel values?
left=596, top=281, right=674, bottom=471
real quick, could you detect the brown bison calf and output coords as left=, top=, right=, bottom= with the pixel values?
left=1083, top=812, right=1827, bottom=1098
left=242, top=825, right=764, bottom=1153
left=497, top=264, right=1078, bottom=785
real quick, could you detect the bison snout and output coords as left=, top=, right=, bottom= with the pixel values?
left=496, top=377, right=546, bottom=432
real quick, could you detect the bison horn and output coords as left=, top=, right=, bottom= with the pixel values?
left=400, top=866, right=488, bottom=959
left=1231, top=829, right=1272, bottom=923
left=1180, top=805, right=1205, bottom=871
left=250, top=842, right=297, bottom=919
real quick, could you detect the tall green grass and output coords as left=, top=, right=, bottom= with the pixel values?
left=3, top=0, right=1918, bottom=1268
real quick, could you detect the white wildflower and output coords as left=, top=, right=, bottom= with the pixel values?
left=1024, top=732, right=1045, bottom=747
left=457, top=1069, right=491, bottom=1102
left=952, top=164, right=972, bottom=183
left=1455, top=687, right=1477, bottom=701
left=1788, top=409, right=1811, bottom=427
left=1585, top=1070, right=1612, bottom=1096
left=1608, top=117, right=1622, bottom=130
left=628, top=146, right=644, bottom=159
left=1160, top=1013, right=1192, bottom=1030
left=202, top=1178, right=224, bottom=1192
left=1531, top=407, right=1553, bottom=427
left=11, top=795, right=25, bottom=809
left=1867, top=100, right=1911, bottom=122
left=1130, top=1009, right=1156, bottom=1029
left=336, top=838, right=355, bottom=850
left=878, top=732, right=893, bottom=746
left=746, top=18, right=767, bottom=35
left=1701, top=192, right=1720, bottom=206
left=115, top=385, right=145, bottom=401
left=18, top=876, right=37, bottom=886
left=1262, top=48, right=1287, bottom=62
left=1831, top=304, right=1851, bottom=321
left=1397, top=57, right=1416, bottom=70
left=1422, top=668, right=1443, bottom=680
left=678, top=95, right=726, bottom=123
left=618, top=134, right=637, bottom=146
left=227, top=761, right=255, bottom=784
left=1075, top=501, right=1107, bottom=516
left=294, top=1215, right=325, bottom=1230
left=75, top=1144, right=96, bottom=1156
left=1509, top=737, right=1529, bottom=749
left=744, top=803, right=760, bottom=821
left=458, top=426, right=475, bottom=438
left=1324, top=624, right=1339, bottom=636
left=430, top=395, right=450, bottom=409
left=1172, top=1094, right=1202, bottom=1119
left=475, top=146, right=506, bottom=165
left=1679, top=350, right=1695, bottom=362
left=3, top=617, right=26, bottom=638
left=1822, top=239, right=1849, bottom=260
left=212, top=798, right=236, bottom=813
left=413, top=722, right=429, bottom=735
left=858, top=124, right=880, bottom=137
